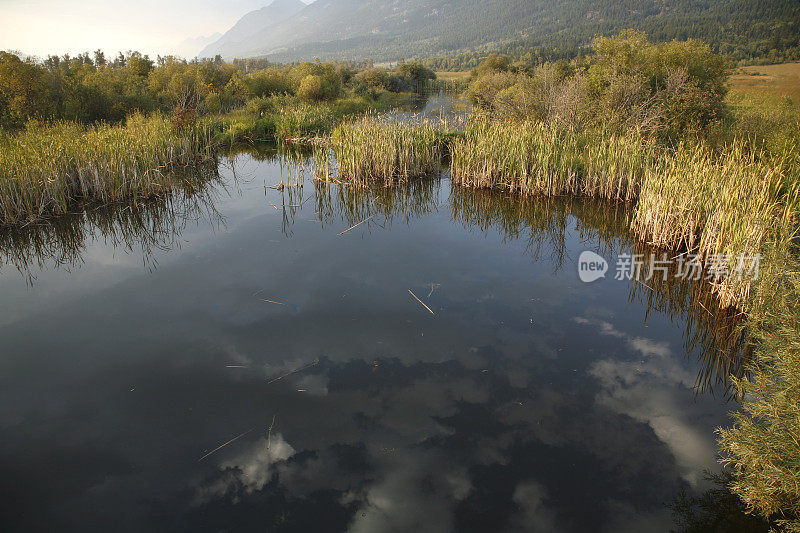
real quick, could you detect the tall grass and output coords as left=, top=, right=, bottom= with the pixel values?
left=447, top=118, right=800, bottom=307
left=317, top=117, right=445, bottom=184
left=0, top=113, right=215, bottom=225
left=450, top=120, right=582, bottom=194
left=450, top=120, right=653, bottom=200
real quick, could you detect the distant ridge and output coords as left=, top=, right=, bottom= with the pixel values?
left=199, top=0, right=306, bottom=59
left=177, top=33, right=223, bottom=58
left=202, top=0, right=800, bottom=63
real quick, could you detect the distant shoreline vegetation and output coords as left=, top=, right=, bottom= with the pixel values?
left=0, top=51, right=437, bottom=224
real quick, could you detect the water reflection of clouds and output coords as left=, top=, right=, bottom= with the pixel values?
left=197, top=433, right=296, bottom=504
left=575, top=316, right=718, bottom=488
left=0, top=155, right=741, bottom=531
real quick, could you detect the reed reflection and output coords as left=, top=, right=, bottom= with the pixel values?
left=314, top=177, right=439, bottom=231
left=0, top=164, right=223, bottom=283
left=450, top=186, right=752, bottom=397
left=312, top=178, right=751, bottom=397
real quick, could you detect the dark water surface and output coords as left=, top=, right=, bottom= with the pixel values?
left=0, top=148, right=749, bottom=532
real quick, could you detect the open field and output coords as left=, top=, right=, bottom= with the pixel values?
left=729, top=62, right=800, bottom=100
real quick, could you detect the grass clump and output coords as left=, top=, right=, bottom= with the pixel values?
left=319, top=117, right=445, bottom=184
left=450, top=119, right=653, bottom=200
left=0, top=113, right=214, bottom=225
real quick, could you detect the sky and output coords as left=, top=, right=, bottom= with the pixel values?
left=0, top=0, right=311, bottom=58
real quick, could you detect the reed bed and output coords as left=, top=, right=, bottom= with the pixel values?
left=0, top=113, right=215, bottom=225
left=321, top=116, right=799, bottom=308
left=450, top=120, right=653, bottom=200
left=448, top=119, right=800, bottom=307
left=317, top=117, right=444, bottom=184
left=633, top=144, right=799, bottom=305
left=451, top=121, right=583, bottom=195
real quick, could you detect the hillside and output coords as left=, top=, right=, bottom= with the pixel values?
left=201, top=0, right=800, bottom=63
left=200, top=0, right=306, bottom=59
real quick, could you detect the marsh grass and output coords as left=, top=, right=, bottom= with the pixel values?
left=449, top=120, right=655, bottom=201
left=448, top=119, right=800, bottom=307
left=0, top=168, right=222, bottom=281
left=316, top=117, right=445, bottom=184
left=0, top=113, right=215, bottom=225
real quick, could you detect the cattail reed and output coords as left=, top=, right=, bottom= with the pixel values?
left=321, top=116, right=444, bottom=184
left=0, top=113, right=215, bottom=226
left=321, top=115, right=799, bottom=307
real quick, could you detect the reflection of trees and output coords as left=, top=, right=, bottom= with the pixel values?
left=669, top=469, right=773, bottom=532
left=0, top=163, right=223, bottom=283
left=448, top=186, right=751, bottom=397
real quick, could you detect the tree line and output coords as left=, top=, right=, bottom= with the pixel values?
left=0, top=51, right=436, bottom=129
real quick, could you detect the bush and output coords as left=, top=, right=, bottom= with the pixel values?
left=464, top=31, right=730, bottom=137
left=297, top=75, right=325, bottom=102
left=245, top=96, right=275, bottom=116
left=246, top=68, right=292, bottom=97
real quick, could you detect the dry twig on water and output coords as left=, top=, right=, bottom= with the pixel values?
left=409, top=290, right=435, bottom=315
left=267, top=359, right=320, bottom=385
left=198, top=428, right=254, bottom=462
left=338, top=215, right=374, bottom=236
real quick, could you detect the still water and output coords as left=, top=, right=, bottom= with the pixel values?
left=0, top=147, right=750, bottom=532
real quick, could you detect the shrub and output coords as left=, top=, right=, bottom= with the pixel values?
left=297, top=75, right=325, bottom=102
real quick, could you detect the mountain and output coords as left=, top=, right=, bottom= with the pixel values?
left=176, top=33, right=223, bottom=58
left=202, top=0, right=800, bottom=63
left=199, top=0, right=306, bottom=59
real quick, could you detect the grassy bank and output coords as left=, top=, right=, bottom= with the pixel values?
left=0, top=113, right=215, bottom=225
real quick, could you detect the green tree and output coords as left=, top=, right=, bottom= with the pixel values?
left=0, top=52, right=54, bottom=127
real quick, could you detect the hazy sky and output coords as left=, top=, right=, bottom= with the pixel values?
left=0, top=0, right=311, bottom=58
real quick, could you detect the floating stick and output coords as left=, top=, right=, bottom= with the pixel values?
left=338, top=215, right=374, bottom=236
left=409, top=290, right=435, bottom=315
left=198, top=428, right=254, bottom=462
left=267, top=359, right=320, bottom=385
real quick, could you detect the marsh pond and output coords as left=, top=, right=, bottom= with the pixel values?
left=0, top=142, right=757, bottom=531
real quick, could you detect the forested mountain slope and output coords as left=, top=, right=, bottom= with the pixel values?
left=201, top=0, right=800, bottom=63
